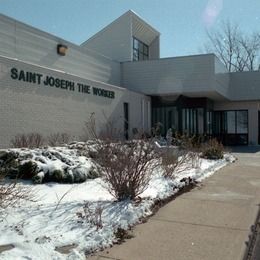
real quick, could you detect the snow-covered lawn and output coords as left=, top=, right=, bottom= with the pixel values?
left=0, top=146, right=235, bottom=260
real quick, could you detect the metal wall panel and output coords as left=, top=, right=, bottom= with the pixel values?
left=0, top=14, right=121, bottom=86
left=229, top=71, right=260, bottom=101
left=81, top=13, right=132, bottom=62
left=122, top=54, right=216, bottom=96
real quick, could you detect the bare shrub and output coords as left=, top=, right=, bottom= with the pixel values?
left=96, top=140, right=159, bottom=201
left=0, top=173, right=33, bottom=214
left=190, top=152, right=202, bottom=169
left=11, top=133, right=45, bottom=148
left=174, top=133, right=202, bottom=151
left=114, top=227, right=134, bottom=243
left=81, top=112, right=122, bottom=142
left=201, top=138, right=224, bottom=160
left=132, top=128, right=151, bottom=140
left=81, top=113, right=98, bottom=141
left=48, top=134, right=59, bottom=146
left=161, top=149, right=191, bottom=179
left=48, top=133, right=71, bottom=146
left=76, top=202, right=103, bottom=230
left=98, top=114, right=122, bottom=142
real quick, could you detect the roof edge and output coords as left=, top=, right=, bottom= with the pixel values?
left=81, top=10, right=160, bottom=46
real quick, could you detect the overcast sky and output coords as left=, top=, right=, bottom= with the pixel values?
left=0, top=0, right=259, bottom=58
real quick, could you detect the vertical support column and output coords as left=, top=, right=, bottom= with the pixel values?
left=248, top=106, right=258, bottom=145
left=258, top=111, right=260, bottom=145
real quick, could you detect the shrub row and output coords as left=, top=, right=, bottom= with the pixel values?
left=10, top=132, right=71, bottom=148
left=1, top=136, right=224, bottom=201
left=0, top=148, right=100, bottom=184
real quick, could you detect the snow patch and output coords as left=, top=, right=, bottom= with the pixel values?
left=0, top=148, right=234, bottom=259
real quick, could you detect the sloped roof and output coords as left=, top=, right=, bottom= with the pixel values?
left=81, top=10, right=160, bottom=46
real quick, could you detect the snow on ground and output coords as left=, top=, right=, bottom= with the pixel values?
left=0, top=150, right=235, bottom=260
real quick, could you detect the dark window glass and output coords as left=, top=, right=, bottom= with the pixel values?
left=207, top=111, right=213, bottom=134
left=138, top=41, right=143, bottom=51
left=237, top=111, right=248, bottom=134
left=212, top=110, right=248, bottom=145
left=143, top=45, right=149, bottom=55
left=133, top=37, right=149, bottom=61
left=181, top=108, right=203, bottom=135
left=198, top=108, right=204, bottom=134
left=133, top=38, right=139, bottom=49
left=226, top=111, right=236, bottom=133
left=133, top=49, right=139, bottom=61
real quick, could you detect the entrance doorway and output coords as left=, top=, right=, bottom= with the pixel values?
left=151, top=95, right=213, bottom=136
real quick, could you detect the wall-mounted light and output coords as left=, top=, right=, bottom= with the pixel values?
left=57, top=44, right=68, bottom=56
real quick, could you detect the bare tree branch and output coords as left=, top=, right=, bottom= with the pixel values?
left=205, top=20, right=260, bottom=72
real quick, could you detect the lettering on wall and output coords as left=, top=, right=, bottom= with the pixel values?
left=10, top=67, right=115, bottom=99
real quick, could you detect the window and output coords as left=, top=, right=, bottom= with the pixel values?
left=226, top=111, right=236, bottom=133
left=213, top=110, right=248, bottom=145
left=181, top=108, right=204, bottom=135
left=236, top=111, right=248, bottom=134
left=133, top=37, right=149, bottom=61
left=206, top=111, right=213, bottom=135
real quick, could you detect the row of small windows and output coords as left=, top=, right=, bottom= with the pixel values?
left=133, top=37, right=149, bottom=61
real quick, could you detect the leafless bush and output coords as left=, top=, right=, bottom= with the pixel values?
left=81, top=112, right=122, bottom=142
left=11, top=133, right=45, bottom=148
left=0, top=173, right=33, bottom=214
left=161, top=149, right=192, bottom=179
left=174, top=133, right=203, bottom=151
left=114, top=227, right=134, bottom=243
left=48, top=133, right=71, bottom=146
left=99, top=115, right=122, bottom=142
left=96, top=140, right=159, bottom=201
left=190, top=152, right=202, bottom=169
left=131, top=128, right=151, bottom=140
left=172, top=133, right=203, bottom=168
left=81, top=113, right=98, bottom=141
left=76, top=201, right=103, bottom=230
left=201, top=138, right=224, bottom=160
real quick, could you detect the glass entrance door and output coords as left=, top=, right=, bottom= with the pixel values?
left=152, top=106, right=178, bottom=135
left=181, top=108, right=204, bottom=135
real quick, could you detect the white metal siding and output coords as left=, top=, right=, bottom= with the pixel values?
left=0, top=14, right=121, bottom=86
left=122, top=55, right=215, bottom=95
left=81, top=14, right=132, bottom=62
left=149, top=37, right=160, bottom=59
left=229, top=71, right=260, bottom=101
left=214, top=56, right=230, bottom=98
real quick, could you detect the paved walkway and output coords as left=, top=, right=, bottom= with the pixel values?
left=89, top=148, right=260, bottom=260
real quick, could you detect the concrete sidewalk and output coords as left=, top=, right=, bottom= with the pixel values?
left=89, top=149, right=260, bottom=260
